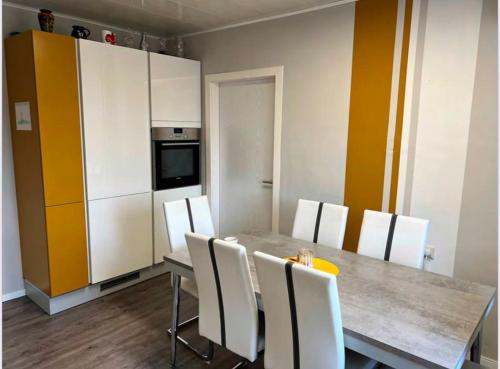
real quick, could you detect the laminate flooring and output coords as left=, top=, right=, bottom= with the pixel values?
left=3, top=274, right=262, bottom=369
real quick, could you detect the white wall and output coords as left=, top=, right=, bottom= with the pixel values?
left=2, top=37, right=23, bottom=299
left=186, top=3, right=355, bottom=235
left=1, top=4, right=164, bottom=298
left=397, top=0, right=497, bottom=360
left=454, top=0, right=498, bottom=360
left=405, top=0, right=483, bottom=276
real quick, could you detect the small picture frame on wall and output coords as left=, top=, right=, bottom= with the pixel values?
left=15, top=101, right=32, bottom=131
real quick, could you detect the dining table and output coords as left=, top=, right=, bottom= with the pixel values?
left=164, top=232, right=496, bottom=369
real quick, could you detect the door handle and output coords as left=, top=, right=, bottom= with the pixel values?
left=261, top=180, right=273, bottom=185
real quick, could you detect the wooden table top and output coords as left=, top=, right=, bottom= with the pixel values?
left=164, top=232, right=496, bottom=369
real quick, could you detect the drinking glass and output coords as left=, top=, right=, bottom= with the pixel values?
left=297, top=248, right=314, bottom=267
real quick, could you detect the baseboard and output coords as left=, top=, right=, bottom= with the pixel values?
left=481, top=356, right=498, bottom=369
left=24, top=263, right=169, bottom=315
left=2, top=289, right=26, bottom=302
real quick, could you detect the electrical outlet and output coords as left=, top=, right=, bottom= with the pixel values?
left=425, top=245, right=435, bottom=261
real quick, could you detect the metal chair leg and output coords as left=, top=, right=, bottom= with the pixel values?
left=170, top=274, right=181, bottom=368
left=169, top=273, right=214, bottom=366
left=167, top=324, right=215, bottom=363
left=167, top=315, right=198, bottom=333
left=231, top=359, right=250, bottom=369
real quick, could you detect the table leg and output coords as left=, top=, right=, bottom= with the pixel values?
left=170, top=273, right=181, bottom=368
left=471, top=329, right=483, bottom=363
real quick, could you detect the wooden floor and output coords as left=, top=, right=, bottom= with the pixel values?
left=3, top=273, right=264, bottom=369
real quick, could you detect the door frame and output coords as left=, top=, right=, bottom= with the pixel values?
left=205, top=66, right=284, bottom=234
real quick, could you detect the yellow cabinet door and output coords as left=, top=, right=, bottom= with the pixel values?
left=33, top=31, right=85, bottom=207
left=46, top=202, right=88, bottom=296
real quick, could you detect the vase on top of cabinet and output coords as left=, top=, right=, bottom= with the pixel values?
left=38, top=9, right=54, bottom=32
left=71, top=25, right=90, bottom=39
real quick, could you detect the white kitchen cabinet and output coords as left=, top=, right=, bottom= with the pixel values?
left=153, top=185, right=202, bottom=263
left=150, top=53, right=201, bottom=127
left=88, top=193, right=153, bottom=283
left=79, top=40, right=151, bottom=200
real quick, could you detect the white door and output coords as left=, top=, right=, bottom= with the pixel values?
left=88, top=193, right=153, bottom=283
left=150, top=53, right=201, bottom=127
left=219, top=78, right=275, bottom=237
left=79, top=39, right=151, bottom=200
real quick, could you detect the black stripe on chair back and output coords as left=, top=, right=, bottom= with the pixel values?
left=185, top=198, right=195, bottom=232
left=285, top=262, right=300, bottom=369
left=384, top=214, right=398, bottom=261
left=313, top=202, right=324, bottom=244
left=208, top=237, right=226, bottom=347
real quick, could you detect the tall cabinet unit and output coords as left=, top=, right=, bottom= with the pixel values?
left=149, top=53, right=202, bottom=263
left=5, top=31, right=89, bottom=297
left=79, top=40, right=153, bottom=283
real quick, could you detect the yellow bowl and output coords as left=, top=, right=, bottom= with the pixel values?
left=284, top=256, right=340, bottom=276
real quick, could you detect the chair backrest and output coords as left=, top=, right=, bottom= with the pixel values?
left=357, top=209, right=429, bottom=269
left=185, top=232, right=259, bottom=362
left=254, top=251, right=345, bottom=369
left=292, top=199, right=348, bottom=249
left=163, top=195, right=215, bottom=252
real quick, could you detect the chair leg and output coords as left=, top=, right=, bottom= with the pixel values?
left=167, top=315, right=199, bottom=333
left=168, top=327, right=215, bottom=363
left=231, top=359, right=250, bottom=369
left=170, top=273, right=181, bottom=368
left=168, top=273, right=214, bottom=364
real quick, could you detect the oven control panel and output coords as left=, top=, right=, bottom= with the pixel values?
left=151, top=127, right=200, bottom=141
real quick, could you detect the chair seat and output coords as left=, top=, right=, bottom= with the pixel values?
left=345, top=349, right=378, bottom=369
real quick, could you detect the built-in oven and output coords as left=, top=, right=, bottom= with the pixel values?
left=152, top=127, right=200, bottom=191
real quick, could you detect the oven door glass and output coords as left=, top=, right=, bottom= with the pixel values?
left=154, top=141, right=200, bottom=190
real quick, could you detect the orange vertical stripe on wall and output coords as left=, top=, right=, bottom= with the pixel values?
left=343, top=0, right=399, bottom=252
left=389, top=0, right=413, bottom=213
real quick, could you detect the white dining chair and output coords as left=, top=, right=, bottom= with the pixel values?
left=292, top=199, right=349, bottom=249
left=164, top=195, right=215, bottom=362
left=253, top=251, right=378, bottom=369
left=186, top=232, right=264, bottom=367
left=357, top=209, right=430, bottom=269
left=164, top=195, right=215, bottom=254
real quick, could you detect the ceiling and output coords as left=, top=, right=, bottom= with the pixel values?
left=6, top=0, right=351, bottom=37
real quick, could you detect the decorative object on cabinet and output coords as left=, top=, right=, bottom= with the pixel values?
left=4, top=31, right=88, bottom=298
left=124, top=32, right=135, bottom=48
left=102, top=30, right=116, bottom=44
left=176, top=37, right=184, bottom=57
left=38, top=9, right=54, bottom=32
left=140, top=32, right=149, bottom=51
left=158, top=37, right=168, bottom=54
left=71, top=25, right=90, bottom=39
